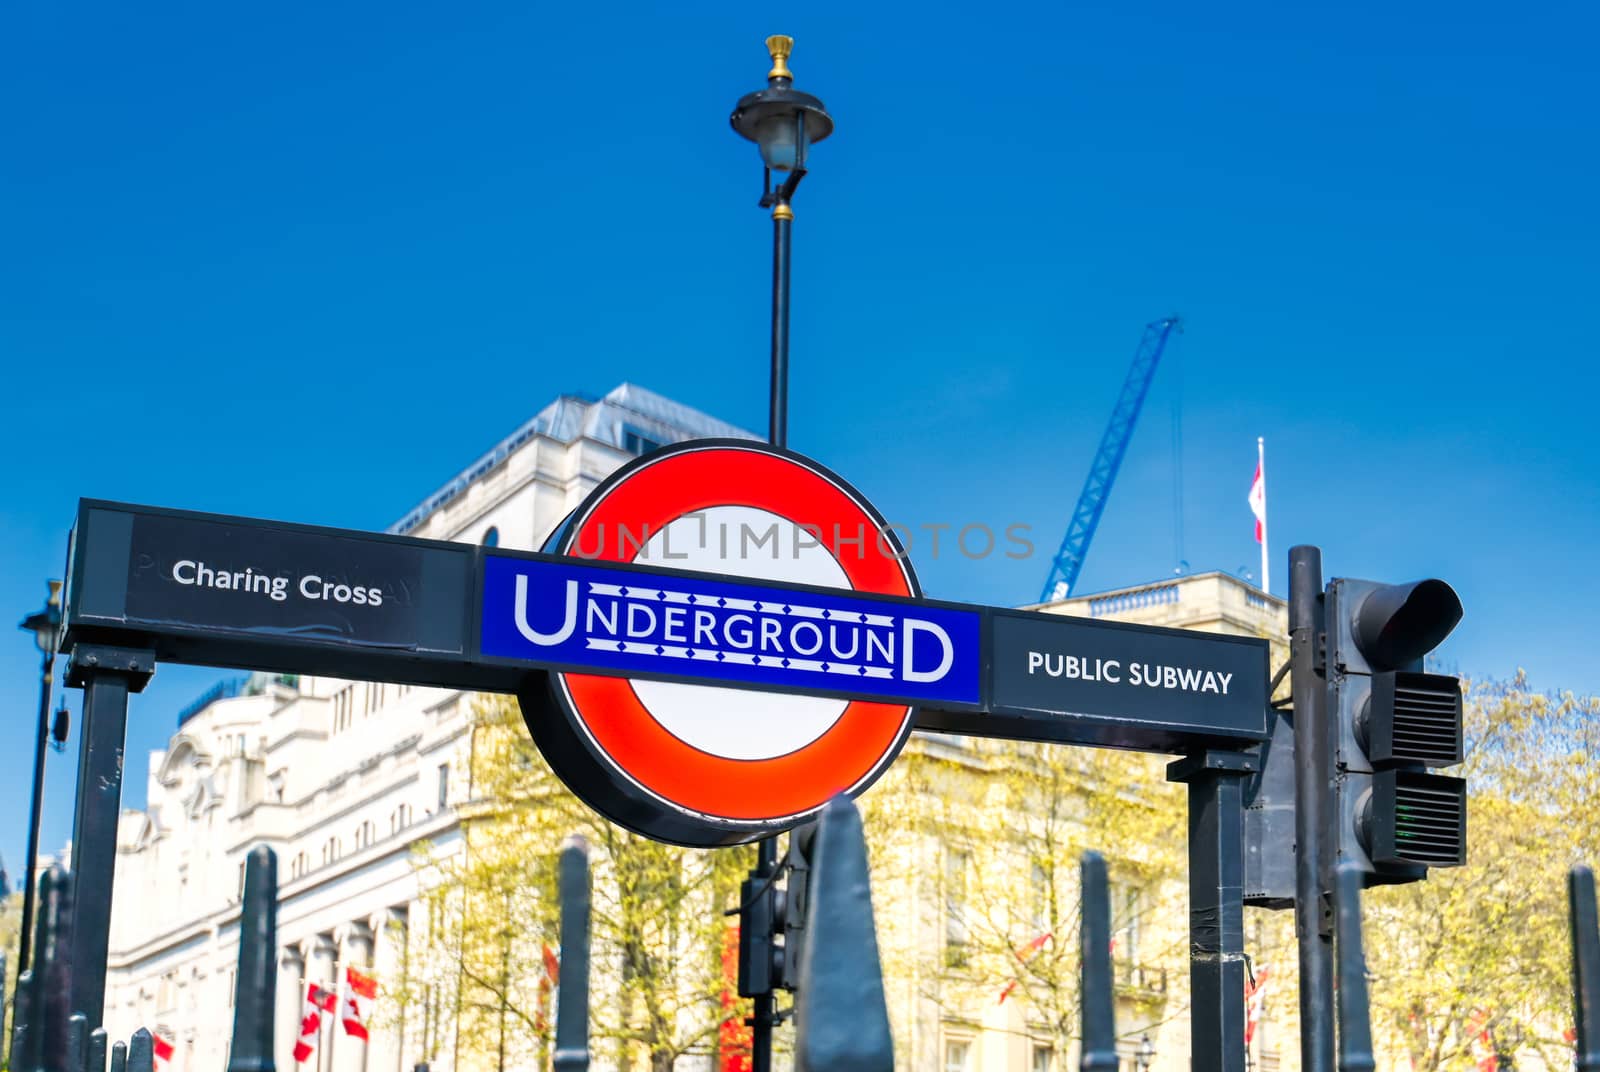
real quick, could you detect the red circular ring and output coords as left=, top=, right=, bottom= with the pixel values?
left=557, top=444, right=915, bottom=821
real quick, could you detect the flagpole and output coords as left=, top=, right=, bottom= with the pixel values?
left=1258, top=437, right=1270, bottom=595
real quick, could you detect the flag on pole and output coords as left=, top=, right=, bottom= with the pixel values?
left=293, top=982, right=337, bottom=1064
left=1248, top=438, right=1270, bottom=594
left=340, top=967, right=379, bottom=1040
left=1248, top=462, right=1266, bottom=543
left=152, top=1032, right=176, bottom=1065
left=1245, top=966, right=1271, bottom=1045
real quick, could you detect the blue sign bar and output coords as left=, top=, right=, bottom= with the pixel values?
left=479, top=554, right=983, bottom=707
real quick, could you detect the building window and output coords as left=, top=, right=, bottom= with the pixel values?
left=943, top=1039, right=972, bottom=1072
left=482, top=526, right=500, bottom=548
left=1031, top=1044, right=1053, bottom=1072
left=437, top=763, right=450, bottom=808
left=355, top=820, right=374, bottom=849
left=391, top=803, right=412, bottom=835
left=623, top=428, right=664, bottom=456
left=322, top=837, right=341, bottom=866
left=364, top=682, right=384, bottom=716
left=332, top=685, right=354, bottom=733
left=944, top=849, right=970, bottom=969
left=291, top=852, right=306, bottom=879
left=1114, top=881, right=1144, bottom=966
left=1030, top=861, right=1049, bottom=934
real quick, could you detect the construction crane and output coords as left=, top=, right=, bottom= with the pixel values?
left=1039, top=316, right=1182, bottom=603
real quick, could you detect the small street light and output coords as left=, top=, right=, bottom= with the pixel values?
left=17, top=579, right=64, bottom=976
left=1136, top=1033, right=1156, bottom=1072
left=729, top=34, right=834, bottom=450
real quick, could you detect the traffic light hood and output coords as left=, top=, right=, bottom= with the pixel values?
left=1352, top=579, right=1463, bottom=670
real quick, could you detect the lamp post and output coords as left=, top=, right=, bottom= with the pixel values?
left=1136, top=1033, right=1156, bottom=1072
left=729, top=36, right=833, bottom=1072
left=730, top=34, right=834, bottom=449
left=17, top=580, right=64, bottom=975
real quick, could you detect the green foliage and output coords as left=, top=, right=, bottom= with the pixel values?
left=1362, top=675, right=1600, bottom=1071
left=403, top=696, right=752, bottom=1072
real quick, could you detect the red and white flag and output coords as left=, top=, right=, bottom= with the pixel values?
left=293, top=982, right=338, bottom=1064
left=1248, top=464, right=1266, bottom=543
left=341, top=967, right=379, bottom=1040
left=1245, top=966, right=1271, bottom=1045
left=152, top=1032, right=176, bottom=1065
left=1247, top=438, right=1270, bottom=594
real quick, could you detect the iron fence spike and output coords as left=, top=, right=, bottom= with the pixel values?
left=227, top=846, right=278, bottom=1072
left=552, top=836, right=591, bottom=1072
left=87, top=1028, right=108, bottom=1072
left=126, top=1029, right=153, bottom=1072
left=1570, top=865, right=1600, bottom=1072
left=108, top=1041, right=127, bottom=1072
left=1335, top=864, right=1376, bottom=1072
left=64, top=1013, right=87, bottom=1072
left=1079, top=850, right=1118, bottom=1072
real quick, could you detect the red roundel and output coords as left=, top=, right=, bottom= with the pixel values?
left=518, top=438, right=919, bottom=846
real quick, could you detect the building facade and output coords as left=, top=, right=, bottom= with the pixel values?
left=104, top=385, right=1290, bottom=1072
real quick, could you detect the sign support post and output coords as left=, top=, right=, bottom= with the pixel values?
left=64, top=645, right=154, bottom=1029
left=1169, top=750, right=1258, bottom=1072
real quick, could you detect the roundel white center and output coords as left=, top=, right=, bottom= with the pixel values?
left=628, top=504, right=851, bottom=761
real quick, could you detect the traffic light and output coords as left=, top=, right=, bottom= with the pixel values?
left=734, top=819, right=813, bottom=998
left=1327, top=577, right=1466, bottom=884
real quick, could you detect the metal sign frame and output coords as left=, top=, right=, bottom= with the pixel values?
left=57, top=495, right=1268, bottom=1069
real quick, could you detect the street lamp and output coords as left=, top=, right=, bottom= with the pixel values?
left=729, top=34, right=834, bottom=449
left=1135, top=1033, right=1156, bottom=1072
left=729, top=36, right=833, bottom=1072
left=17, top=579, right=64, bottom=976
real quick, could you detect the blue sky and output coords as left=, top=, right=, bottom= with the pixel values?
left=2, top=0, right=1596, bottom=879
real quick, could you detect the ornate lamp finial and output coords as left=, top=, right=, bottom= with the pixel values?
left=766, top=35, right=794, bottom=82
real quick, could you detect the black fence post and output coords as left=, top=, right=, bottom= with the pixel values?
left=791, top=796, right=893, bottom=1072
left=1079, top=851, right=1118, bottom=1072
left=126, top=1029, right=153, bottom=1072
left=13, top=969, right=35, bottom=1071
left=66, top=1013, right=88, bottom=1072
left=552, top=837, right=591, bottom=1072
left=108, top=1040, right=127, bottom=1072
left=88, top=1027, right=108, bottom=1072
left=228, top=846, right=278, bottom=1072
left=1570, top=865, right=1600, bottom=1072
left=33, top=866, right=75, bottom=1072
left=1333, top=864, right=1375, bottom=1072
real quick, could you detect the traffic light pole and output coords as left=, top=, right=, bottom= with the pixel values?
left=1290, top=546, right=1334, bottom=1072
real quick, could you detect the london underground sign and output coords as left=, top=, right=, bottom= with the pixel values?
left=61, top=439, right=1268, bottom=844
left=494, top=440, right=979, bottom=842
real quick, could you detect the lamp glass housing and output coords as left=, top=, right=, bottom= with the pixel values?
left=755, top=113, right=805, bottom=172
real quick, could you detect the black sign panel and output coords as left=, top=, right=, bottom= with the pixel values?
left=67, top=502, right=477, bottom=687
left=916, top=611, right=1269, bottom=751
left=126, top=512, right=426, bottom=645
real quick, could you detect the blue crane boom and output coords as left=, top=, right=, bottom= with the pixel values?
left=1039, top=316, right=1182, bottom=603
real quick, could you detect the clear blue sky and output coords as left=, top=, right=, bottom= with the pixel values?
left=2, top=1, right=1596, bottom=881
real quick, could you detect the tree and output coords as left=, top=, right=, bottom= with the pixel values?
left=860, top=734, right=1190, bottom=1066
left=402, top=695, right=752, bottom=1072
left=1361, top=674, right=1600, bottom=1071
